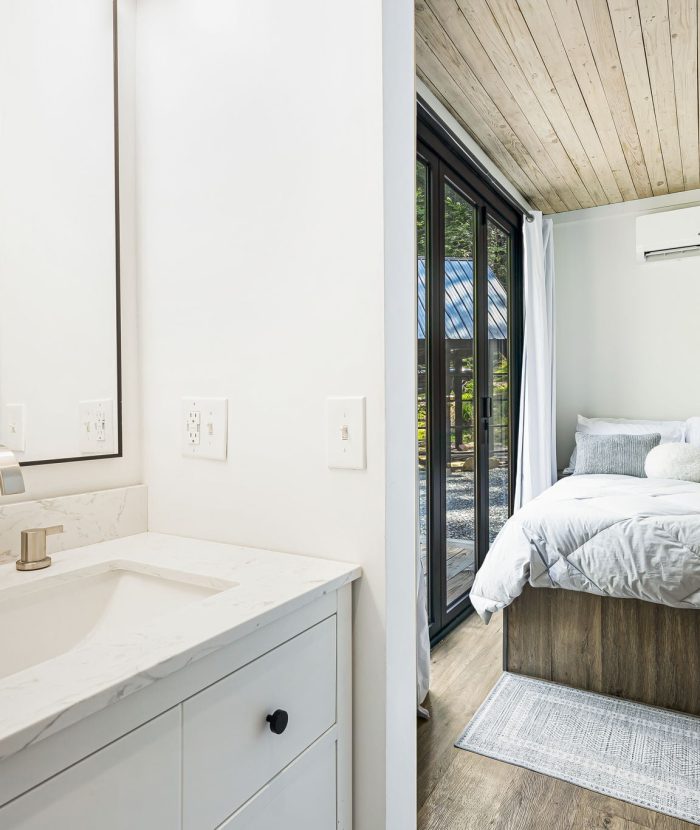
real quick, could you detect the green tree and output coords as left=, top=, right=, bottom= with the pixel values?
left=444, top=189, right=474, bottom=258
left=417, top=164, right=511, bottom=287
left=417, top=161, right=427, bottom=259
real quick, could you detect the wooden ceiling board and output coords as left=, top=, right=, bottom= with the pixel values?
left=453, top=0, right=593, bottom=207
left=607, top=0, right=669, bottom=193
left=516, top=0, right=624, bottom=203
left=415, top=32, right=554, bottom=211
left=637, top=0, right=685, bottom=191
left=668, top=0, right=700, bottom=189
left=547, top=0, right=639, bottom=200
left=421, top=0, right=579, bottom=209
left=416, top=7, right=565, bottom=209
left=485, top=0, right=609, bottom=206
left=417, top=0, right=700, bottom=212
left=575, top=0, right=653, bottom=198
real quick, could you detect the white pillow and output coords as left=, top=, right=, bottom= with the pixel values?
left=645, top=443, right=700, bottom=482
left=686, top=417, right=700, bottom=446
left=577, top=415, right=686, bottom=443
left=565, top=415, right=686, bottom=473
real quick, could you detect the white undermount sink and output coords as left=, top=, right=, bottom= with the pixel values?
left=0, top=565, right=230, bottom=681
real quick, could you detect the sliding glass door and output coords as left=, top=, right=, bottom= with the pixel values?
left=442, top=181, right=477, bottom=612
left=418, top=118, right=522, bottom=642
left=485, top=219, right=513, bottom=545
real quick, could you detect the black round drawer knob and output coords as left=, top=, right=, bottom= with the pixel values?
left=266, top=709, right=289, bottom=735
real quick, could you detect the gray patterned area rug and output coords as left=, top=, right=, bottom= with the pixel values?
left=456, top=673, right=700, bottom=825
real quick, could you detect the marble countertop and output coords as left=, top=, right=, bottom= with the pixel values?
left=0, top=532, right=361, bottom=762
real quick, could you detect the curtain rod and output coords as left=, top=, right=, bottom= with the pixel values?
left=417, top=97, right=536, bottom=224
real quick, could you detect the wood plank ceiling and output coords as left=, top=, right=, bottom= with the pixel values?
left=416, top=0, right=700, bottom=213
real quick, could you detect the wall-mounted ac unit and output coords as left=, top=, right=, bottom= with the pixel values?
left=636, top=204, right=700, bottom=262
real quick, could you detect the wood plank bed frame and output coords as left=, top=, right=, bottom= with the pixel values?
left=504, top=585, right=700, bottom=716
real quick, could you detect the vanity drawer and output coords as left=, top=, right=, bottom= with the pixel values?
left=0, top=709, right=181, bottom=830
left=182, top=616, right=336, bottom=830
left=219, top=733, right=336, bottom=829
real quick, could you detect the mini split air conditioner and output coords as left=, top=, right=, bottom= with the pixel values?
left=636, top=204, right=700, bottom=262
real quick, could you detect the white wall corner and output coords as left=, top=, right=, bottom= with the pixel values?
left=384, top=0, right=418, bottom=828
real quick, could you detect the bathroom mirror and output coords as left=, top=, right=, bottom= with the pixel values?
left=0, top=0, right=121, bottom=465
left=0, top=0, right=121, bottom=464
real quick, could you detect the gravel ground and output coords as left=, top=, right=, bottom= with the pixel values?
left=419, top=467, right=509, bottom=544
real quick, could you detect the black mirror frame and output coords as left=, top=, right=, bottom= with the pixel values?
left=21, top=0, right=122, bottom=468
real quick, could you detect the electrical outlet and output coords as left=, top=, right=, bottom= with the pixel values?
left=186, top=409, right=201, bottom=445
left=182, top=398, right=228, bottom=460
left=3, top=404, right=26, bottom=452
left=79, top=399, right=115, bottom=454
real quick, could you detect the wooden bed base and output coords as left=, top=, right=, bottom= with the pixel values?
left=504, top=585, right=700, bottom=716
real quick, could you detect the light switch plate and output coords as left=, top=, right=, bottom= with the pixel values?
left=79, top=399, right=115, bottom=454
left=3, top=404, right=25, bottom=452
left=326, top=396, right=366, bottom=470
left=182, top=398, right=228, bottom=460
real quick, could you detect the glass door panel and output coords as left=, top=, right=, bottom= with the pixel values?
left=486, top=220, right=512, bottom=543
left=417, top=122, right=521, bottom=642
left=417, top=159, right=431, bottom=620
left=443, top=182, right=476, bottom=608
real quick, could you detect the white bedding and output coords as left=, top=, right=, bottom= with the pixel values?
left=470, top=474, right=700, bottom=622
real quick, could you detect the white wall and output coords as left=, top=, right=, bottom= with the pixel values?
left=0, top=0, right=141, bottom=501
left=135, top=2, right=415, bottom=828
left=384, top=1, right=418, bottom=827
left=553, top=189, right=700, bottom=466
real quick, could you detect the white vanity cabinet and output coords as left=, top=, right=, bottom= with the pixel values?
left=220, top=734, right=337, bottom=829
left=0, top=584, right=353, bottom=830
left=182, top=616, right=337, bottom=829
left=0, top=709, right=182, bottom=830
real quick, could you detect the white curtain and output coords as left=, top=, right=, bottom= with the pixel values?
left=416, top=542, right=430, bottom=716
left=514, top=213, right=557, bottom=510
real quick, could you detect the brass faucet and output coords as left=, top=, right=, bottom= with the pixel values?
left=17, top=526, right=63, bottom=571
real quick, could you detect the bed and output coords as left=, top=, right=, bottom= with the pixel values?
left=471, top=474, right=700, bottom=715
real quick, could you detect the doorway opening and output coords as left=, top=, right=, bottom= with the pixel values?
left=417, top=109, right=523, bottom=643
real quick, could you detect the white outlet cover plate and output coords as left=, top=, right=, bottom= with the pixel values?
left=326, top=396, right=366, bottom=470
left=182, top=398, right=228, bottom=460
left=3, top=404, right=25, bottom=452
left=79, top=399, right=115, bottom=455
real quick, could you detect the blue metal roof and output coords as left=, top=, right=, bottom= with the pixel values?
left=417, top=259, right=508, bottom=341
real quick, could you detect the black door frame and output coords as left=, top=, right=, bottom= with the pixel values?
left=418, top=110, right=524, bottom=643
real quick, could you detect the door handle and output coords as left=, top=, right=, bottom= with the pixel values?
left=480, top=397, right=492, bottom=447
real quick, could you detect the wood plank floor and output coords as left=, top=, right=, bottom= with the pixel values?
left=417, top=612, right=696, bottom=830
left=421, top=541, right=476, bottom=607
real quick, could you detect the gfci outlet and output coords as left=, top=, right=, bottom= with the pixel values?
left=182, top=398, right=228, bottom=460
left=79, top=399, right=115, bottom=454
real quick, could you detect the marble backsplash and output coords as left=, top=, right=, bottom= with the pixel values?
left=0, top=485, right=147, bottom=565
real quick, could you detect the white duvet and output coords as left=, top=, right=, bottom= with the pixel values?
left=470, top=474, right=700, bottom=622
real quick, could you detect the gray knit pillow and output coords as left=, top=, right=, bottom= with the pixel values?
left=573, top=432, right=661, bottom=477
